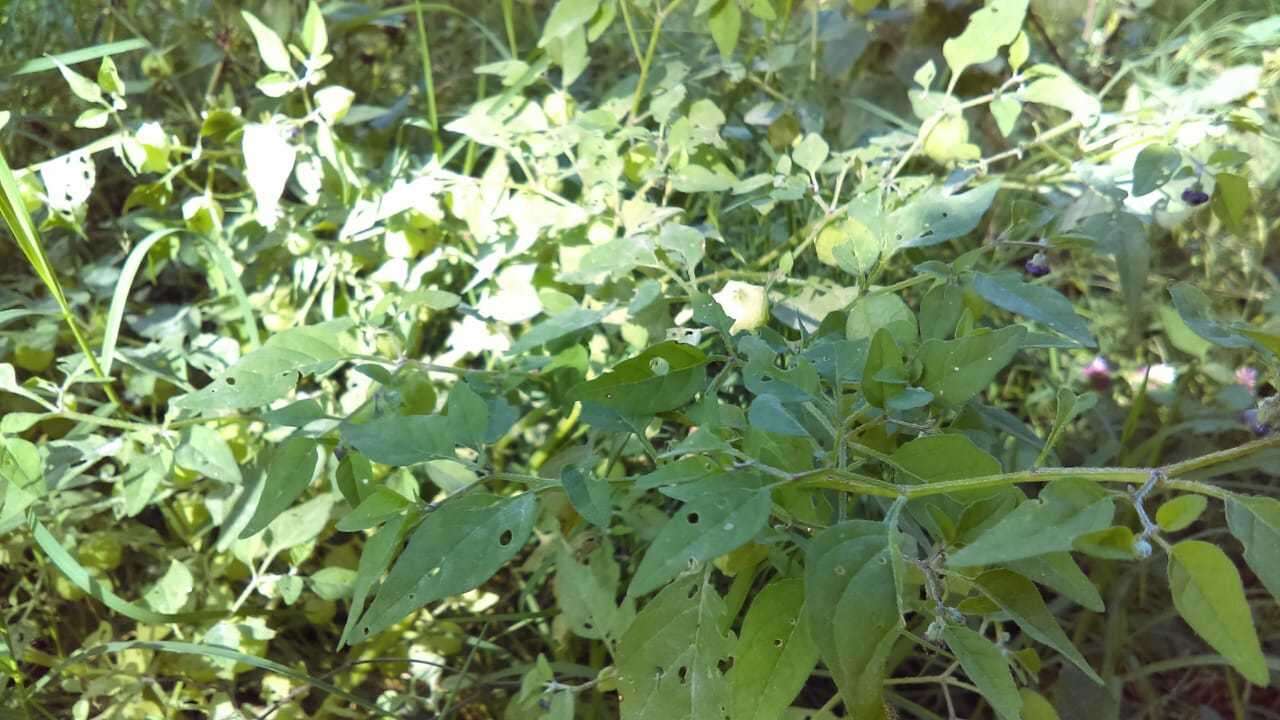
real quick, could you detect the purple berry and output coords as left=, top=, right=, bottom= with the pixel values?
left=1243, top=409, right=1272, bottom=437
left=1024, top=251, right=1051, bottom=278
left=1181, top=188, right=1210, bottom=206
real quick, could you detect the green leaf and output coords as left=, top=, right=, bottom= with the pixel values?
left=174, top=425, right=242, bottom=485
left=708, top=0, right=742, bottom=59
left=336, top=486, right=412, bottom=533
left=629, top=474, right=771, bottom=596
left=974, top=569, right=1101, bottom=683
left=846, top=293, right=917, bottom=346
left=356, top=493, right=537, bottom=640
left=989, top=96, right=1021, bottom=137
left=892, top=433, right=1001, bottom=515
left=1008, top=31, right=1029, bottom=72
left=672, top=164, right=735, bottom=192
left=1073, top=526, right=1140, bottom=560
left=887, top=181, right=1001, bottom=254
left=942, top=625, right=1023, bottom=720
left=340, top=414, right=455, bottom=467
left=143, top=560, right=194, bottom=614
left=793, top=133, right=829, bottom=174
left=570, top=341, right=708, bottom=418
left=1020, top=688, right=1062, bottom=720
left=805, top=521, right=901, bottom=719
left=1168, top=283, right=1251, bottom=349
left=942, top=0, right=1030, bottom=81
left=562, top=465, right=612, bottom=528
left=748, top=394, right=810, bottom=437
left=617, top=574, right=735, bottom=720
left=240, top=436, right=319, bottom=538
left=861, top=328, right=907, bottom=409
left=301, top=1, right=328, bottom=57
left=1225, top=496, right=1280, bottom=600
left=265, top=493, right=334, bottom=556
left=340, top=514, right=408, bottom=648
left=918, top=326, right=1026, bottom=409
left=555, top=539, right=634, bottom=641
left=729, top=577, right=820, bottom=720
left=1211, top=173, right=1252, bottom=237
left=51, top=58, right=104, bottom=104
left=971, top=271, right=1095, bottom=347
left=1156, top=495, right=1208, bottom=533
left=540, top=0, right=601, bottom=45
left=1004, top=553, right=1105, bottom=612
left=446, top=381, right=489, bottom=448
left=949, top=479, right=1114, bottom=566
left=240, top=10, right=293, bottom=73
left=509, top=306, right=609, bottom=354
left=171, top=320, right=354, bottom=411
left=1019, top=64, right=1100, bottom=124
left=96, top=56, right=124, bottom=96
left=1131, top=143, right=1181, bottom=196
left=1168, top=540, right=1268, bottom=686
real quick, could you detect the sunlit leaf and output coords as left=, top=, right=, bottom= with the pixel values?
left=356, top=493, right=537, bottom=640
left=1168, top=540, right=1268, bottom=685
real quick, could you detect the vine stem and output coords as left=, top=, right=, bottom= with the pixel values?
left=627, top=0, right=685, bottom=124
left=796, top=434, right=1280, bottom=501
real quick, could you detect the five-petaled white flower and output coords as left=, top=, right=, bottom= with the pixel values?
left=713, top=281, right=769, bottom=335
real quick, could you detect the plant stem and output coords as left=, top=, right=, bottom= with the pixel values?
left=411, top=0, right=442, bottom=156
left=627, top=0, right=685, bottom=123
left=798, top=434, right=1280, bottom=501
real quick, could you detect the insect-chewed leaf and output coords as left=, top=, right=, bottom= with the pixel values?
left=729, top=577, right=819, bottom=720
left=1168, top=539, right=1268, bottom=685
left=918, top=325, right=1026, bottom=409
left=628, top=474, right=771, bottom=597
left=172, top=320, right=353, bottom=411
left=1226, top=495, right=1280, bottom=600
left=804, top=521, right=902, bottom=720
left=973, top=569, right=1101, bottom=684
left=355, top=492, right=536, bottom=640
left=616, top=574, right=735, bottom=720
left=948, top=479, right=1114, bottom=567
left=570, top=341, right=708, bottom=418
left=942, top=0, right=1028, bottom=79
left=942, top=624, right=1024, bottom=720
left=555, top=539, right=634, bottom=642
left=887, top=180, right=1001, bottom=253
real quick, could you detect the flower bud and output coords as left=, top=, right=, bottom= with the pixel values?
left=1024, top=251, right=1051, bottom=278
left=1082, top=356, right=1112, bottom=391
left=1133, top=538, right=1153, bottom=559
left=713, top=281, right=769, bottom=335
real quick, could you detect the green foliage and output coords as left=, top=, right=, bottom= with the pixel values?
left=2, top=0, right=1279, bottom=717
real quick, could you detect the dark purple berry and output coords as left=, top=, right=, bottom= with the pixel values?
left=1243, top=409, right=1272, bottom=437
left=1181, top=188, right=1210, bottom=206
left=1024, top=251, right=1051, bottom=278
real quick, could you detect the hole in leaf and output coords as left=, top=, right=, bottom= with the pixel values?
left=686, top=512, right=700, bottom=524
left=717, top=657, right=734, bottom=675
left=773, top=638, right=785, bottom=648
left=225, top=377, right=237, bottom=386
left=499, top=529, right=514, bottom=545
left=687, top=581, right=699, bottom=598
left=583, top=621, right=593, bottom=630
left=677, top=666, right=688, bottom=684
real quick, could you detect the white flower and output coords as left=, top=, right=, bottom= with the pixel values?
left=713, top=281, right=769, bottom=334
